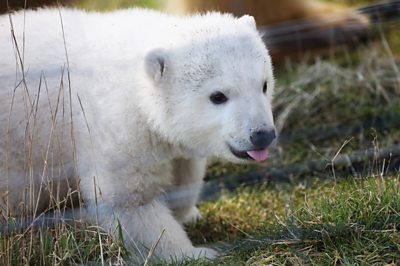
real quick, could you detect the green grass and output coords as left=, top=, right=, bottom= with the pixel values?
left=3, top=175, right=399, bottom=265
left=187, top=176, right=400, bottom=265
left=0, top=221, right=127, bottom=265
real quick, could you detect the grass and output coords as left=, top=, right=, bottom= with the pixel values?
left=198, top=175, right=400, bottom=265
left=0, top=218, right=127, bottom=265
left=3, top=175, right=399, bottom=264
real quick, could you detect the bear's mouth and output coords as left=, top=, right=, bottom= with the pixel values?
left=228, top=145, right=269, bottom=162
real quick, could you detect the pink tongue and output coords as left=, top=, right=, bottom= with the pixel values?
left=247, top=149, right=269, bottom=162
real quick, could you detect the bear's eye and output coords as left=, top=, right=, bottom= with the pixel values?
left=263, top=82, right=268, bottom=94
left=209, top=91, right=228, bottom=105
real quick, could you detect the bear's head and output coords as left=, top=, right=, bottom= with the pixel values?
left=144, top=14, right=276, bottom=163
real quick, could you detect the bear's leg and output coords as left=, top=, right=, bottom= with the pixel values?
left=88, top=199, right=217, bottom=262
left=169, top=158, right=207, bottom=224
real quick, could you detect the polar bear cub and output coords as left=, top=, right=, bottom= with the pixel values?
left=0, top=8, right=275, bottom=262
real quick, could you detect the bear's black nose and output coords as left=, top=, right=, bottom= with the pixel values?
left=250, top=129, right=276, bottom=149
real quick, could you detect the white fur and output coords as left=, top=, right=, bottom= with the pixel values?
left=0, top=8, right=274, bottom=262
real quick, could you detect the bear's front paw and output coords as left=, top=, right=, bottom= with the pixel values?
left=159, top=247, right=219, bottom=264
left=181, top=206, right=202, bottom=225
left=190, top=247, right=219, bottom=260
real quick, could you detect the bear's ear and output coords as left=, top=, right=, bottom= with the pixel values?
left=145, top=49, right=170, bottom=83
left=238, top=15, right=256, bottom=29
